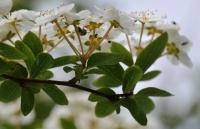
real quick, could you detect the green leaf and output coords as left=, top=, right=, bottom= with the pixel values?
left=43, top=84, right=68, bottom=105
left=135, top=32, right=168, bottom=72
left=87, top=53, right=124, bottom=68
left=60, top=118, right=77, bottom=129
left=0, top=59, right=13, bottom=75
left=53, top=56, right=79, bottom=68
left=0, top=80, right=21, bottom=102
left=28, top=71, right=54, bottom=94
left=23, top=31, right=43, bottom=56
left=135, top=96, right=155, bottom=114
left=98, top=64, right=124, bottom=82
left=141, top=70, right=161, bottom=81
left=121, top=98, right=147, bottom=125
left=88, top=88, right=115, bottom=102
left=1, top=123, right=15, bottom=129
left=95, top=101, right=116, bottom=117
left=86, top=68, right=104, bottom=75
left=111, top=42, right=133, bottom=66
left=137, top=87, right=173, bottom=97
left=31, top=53, right=54, bottom=78
left=123, top=66, right=143, bottom=93
left=93, top=75, right=121, bottom=88
left=6, top=63, right=28, bottom=78
left=63, top=66, right=73, bottom=73
left=21, top=88, right=35, bottom=116
left=35, top=99, right=54, bottom=120
left=0, top=43, right=26, bottom=59
left=15, top=40, right=35, bottom=70
left=35, top=70, right=54, bottom=80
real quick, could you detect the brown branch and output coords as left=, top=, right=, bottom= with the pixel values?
left=0, top=74, right=132, bottom=101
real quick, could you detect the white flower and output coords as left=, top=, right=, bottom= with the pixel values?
left=36, top=3, right=75, bottom=25
left=0, top=19, right=13, bottom=41
left=9, top=9, right=39, bottom=30
left=102, top=7, right=135, bottom=35
left=158, top=21, right=180, bottom=32
left=11, top=9, right=39, bottom=21
left=0, top=0, right=13, bottom=16
left=131, top=10, right=166, bottom=24
left=0, top=9, right=40, bottom=41
left=63, top=10, right=91, bottom=24
left=166, top=29, right=193, bottom=67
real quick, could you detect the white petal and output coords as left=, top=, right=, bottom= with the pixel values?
left=108, top=28, right=121, bottom=39
left=56, top=3, right=75, bottom=16
left=177, top=35, right=192, bottom=52
left=77, top=10, right=91, bottom=19
left=119, top=12, right=134, bottom=35
left=0, top=0, right=12, bottom=16
left=178, top=52, right=193, bottom=68
left=103, top=7, right=119, bottom=22
left=167, top=55, right=179, bottom=65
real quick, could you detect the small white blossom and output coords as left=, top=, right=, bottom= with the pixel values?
left=63, top=10, right=91, bottom=24
left=0, top=9, right=39, bottom=37
left=0, top=0, right=13, bottom=16
left=102, top=7, right=135, bottom=35
left=0, top=19, right=13, bottom=41
left=131, top=10, right=166, bottom=24
left=36, top=3, right=75, bottom=25
left=166, top=29, right=193, bottom=67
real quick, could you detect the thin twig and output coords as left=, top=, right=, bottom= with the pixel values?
left=47, top=38, right=64, bottom=53
left=85, top=25, right=113, bottom=59
left=138, top=22, right=145, bottom=47
left=0, top=74, right=133, bottom=101
left=12, top=24, right=22, bottom=40
left=54, top=20, right=81, bottom=56
left=38, top=25, right=42, bottom=40
left=125, top=34, right=133, bottom=57
left=74, top=25, right=84, bottom=56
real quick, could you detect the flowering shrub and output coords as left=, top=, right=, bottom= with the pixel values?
left=0, top=0, right=192, bottom=126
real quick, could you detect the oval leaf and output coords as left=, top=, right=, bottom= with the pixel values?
left=93, top=75, right=121, bottom=88
left=31, top=53, right=54, bottom=78
left=111, top=42, right=133, bottom=66
left=98, top=64, right=124, bottom=82
left=60, top=118, right=77, bottom=129
left=21, top=88, right=34, bottom=116
left=53, top=56, right=79, bottom=68
left=0, top=80, right=21, bottom=103
left=87, top=53, right=124, bottom=68
left=0, top=43, right=26, bottom=59
left=0, top=59, right=13, bottom=75
left=23, top=31, right=43, bottom=56
left=135, top=96, right=155, bottom=114
left=15, top=40, right=35, bottom=70
left=141, top=70, right=161, bottom=81
left=123, top=66, right=143, bottom=93
left=121, top=98, right=147, bottom=126
left=135, top=32, right=168, bottom=72
left=43, top=84, right=68, bottom=105
left=95, top=101, right=116, bottom=117
left=88, top=88, right=115, bottom=102
left=63, top=66, right=73, bottom=73
left=6, top=63, right=28, bottom=78
left=137, top=87, right=173, bottom=97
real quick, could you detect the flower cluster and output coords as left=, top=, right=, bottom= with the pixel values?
left=0, top=1, right=192, bottom=67
left=0, top=0, right=193, bottom=127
